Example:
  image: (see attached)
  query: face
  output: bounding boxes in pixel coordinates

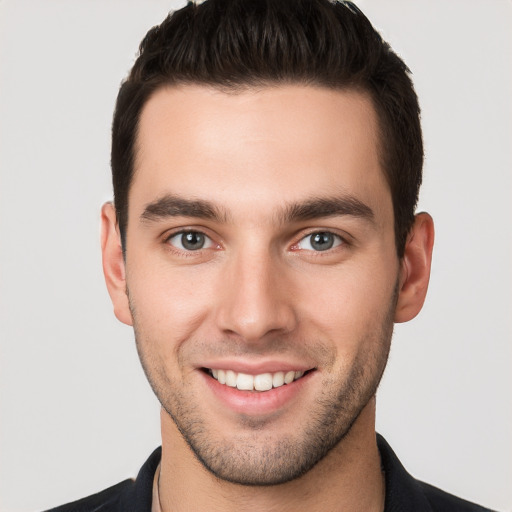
[115,85,401,485]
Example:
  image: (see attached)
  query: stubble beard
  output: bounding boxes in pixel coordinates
[131,288,396,487]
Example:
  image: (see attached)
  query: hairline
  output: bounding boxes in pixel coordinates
[121,78,396,250]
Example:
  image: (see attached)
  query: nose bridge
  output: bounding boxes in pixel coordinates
[216,241,296,341]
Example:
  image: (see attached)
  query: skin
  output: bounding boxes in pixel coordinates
[101,84,434,512]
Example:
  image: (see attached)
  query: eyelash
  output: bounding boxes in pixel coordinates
[163,229,348,255]
[291,231,348,254]
[164,230,217,254]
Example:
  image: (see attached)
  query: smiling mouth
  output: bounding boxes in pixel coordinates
[204,368,314,392]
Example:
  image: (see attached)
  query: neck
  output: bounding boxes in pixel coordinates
[157,398,385,512]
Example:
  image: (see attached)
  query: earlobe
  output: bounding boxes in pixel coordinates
[101,202,133,326]
[394,212,435,323]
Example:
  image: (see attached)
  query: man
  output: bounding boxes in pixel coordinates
[47,0,493,510]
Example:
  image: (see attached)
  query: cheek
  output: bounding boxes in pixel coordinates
[296,260,397,345]
[126,259,217,346]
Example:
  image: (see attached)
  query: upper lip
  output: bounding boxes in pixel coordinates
[198,359,316,375]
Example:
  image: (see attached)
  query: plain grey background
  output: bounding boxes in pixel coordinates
[0,1,511,511]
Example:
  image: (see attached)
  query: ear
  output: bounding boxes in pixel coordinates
[101,202,133,326]
[394,212,435,323]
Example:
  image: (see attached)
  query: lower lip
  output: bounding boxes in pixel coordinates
[200,370,315,416]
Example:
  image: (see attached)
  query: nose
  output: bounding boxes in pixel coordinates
[214,247,297,343]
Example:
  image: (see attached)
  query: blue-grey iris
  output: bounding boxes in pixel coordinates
[182,232,205,250]
[311,232,335,251]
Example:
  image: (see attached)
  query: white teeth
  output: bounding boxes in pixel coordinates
[254,373,273,391]
[225,370,237,387]
[272,371,285,387]
[284,371,295,384]
[236,373,254,390]
[210,368,307,391]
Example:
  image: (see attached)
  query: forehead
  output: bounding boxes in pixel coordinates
[131,84,389,219]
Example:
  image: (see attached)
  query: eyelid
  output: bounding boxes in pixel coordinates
[163,228,219,252]
[290,229,349,252]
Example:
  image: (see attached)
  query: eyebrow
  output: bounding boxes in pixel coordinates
[140,195,228,223]
[140,194,374,225]
[280,196,374,224]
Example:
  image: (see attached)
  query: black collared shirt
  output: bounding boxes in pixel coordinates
[46,435,496,511]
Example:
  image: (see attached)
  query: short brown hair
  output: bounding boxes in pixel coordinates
[111,0,423,257]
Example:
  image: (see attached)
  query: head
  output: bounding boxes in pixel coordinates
[111,0,423,259]
[102,0,433,488]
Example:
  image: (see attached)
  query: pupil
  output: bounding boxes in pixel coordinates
[182,232,204,250]
[311,232,333,251]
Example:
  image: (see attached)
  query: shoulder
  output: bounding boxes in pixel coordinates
[377,434,496,512]
[44,479,134,512]
[417,480,497,512]
[43,447,161,512]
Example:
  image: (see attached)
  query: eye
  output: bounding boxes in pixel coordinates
[296,231,343,252]
[166,231,214,251]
